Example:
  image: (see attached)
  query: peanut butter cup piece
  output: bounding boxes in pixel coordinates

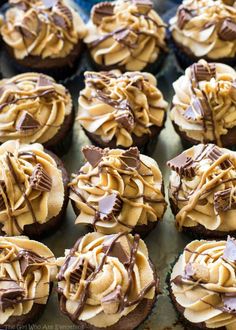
[214,188,236,213]
[98,193,122,221]
[43,0,58,8]
[222,295,236,314]
[223,236,236,262]
[82,146,107,167]
[69,259,95,284]
[0,280,25,311]
[121,147,140,169]
[167,153,195,178]
[133,0,153,14]
[102,235,130,264]
[16,111,40,131]
[17,250,46,276]
[177,8,193,29]
[191,62,216,82]
[30,164,52,192]
[116,113,135,130]
[114,29,138,48]
[218,19,236,41]
[185,262,209,282]
[91,2,114,26]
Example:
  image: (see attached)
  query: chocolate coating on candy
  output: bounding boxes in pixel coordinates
[102,240,130,264]
[121,147,140,169]
[91,2,114,25]
[0,280,25,312]
[167,153,195,178]
[214,188,236,213]
[82,146,107,167]
[14,249,47,276]
[223,236,236,262]
[219,18,236,41]
[30,164,52,192]
[132,0,153,14]
[206,145,232,169]
[16,111,40,131]
[191,62,216,82]
[98,193,123,221]
[177,8,194,29]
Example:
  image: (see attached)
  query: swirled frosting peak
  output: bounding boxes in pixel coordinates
[171,237,236,329]
[69,146,166,234]
[0,236,56,325]
[168,143,236,232]
[57,232,157,327]
[78,70,168,147]
[0,73,72,144]
[170,0,236,59]
[0,140,65,236]
[171,60,236,146]
[1,0,86,60]
[84,0,167,71]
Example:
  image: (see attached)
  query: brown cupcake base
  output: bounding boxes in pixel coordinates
[1,283,53,330]
[168,280,225,330]
[58,260,159,330]
[172,120,236,150]
[169,197,236,239]
[0,150,69,239]
[4,41,83,80]
[170,35,236,71]
[83,124,164,155]
[44,106,75,156]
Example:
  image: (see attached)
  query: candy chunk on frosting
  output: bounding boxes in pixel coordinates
[57,232,157,327]
[168,143,236,232]
[78,70,168,147]
[171,60,236,146]
[84,0,167,71]
[170,0,236,59]
[0,73,72,144]
[0,236,56,325]
[171,237,236,329]
[1,0,86,60]
[0,140,64,235]
[69,146,166,234]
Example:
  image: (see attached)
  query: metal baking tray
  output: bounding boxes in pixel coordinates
[0,1,192,329]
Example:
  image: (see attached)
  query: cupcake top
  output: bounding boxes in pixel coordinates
[69,146,166,234]
[0,236,56,325]
[0,73,72,144]
[170,0,236,59]
[0,140,65,236]
[84,0,167,71]
[1,0,86,60]
[171,60,236,147]
[57,232,157,328]
[171,236,236,329]
[78,70,168,148]
[168,144,236,232]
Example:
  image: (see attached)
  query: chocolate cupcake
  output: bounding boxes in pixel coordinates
[69,146,167,237]
[1,0,86,79]
[78,71,168,151]
[170,60,236,149]
[168,143,236,238]
[0,140,69,238]
[57,232,159,330]
[0,235,57,329]
[0,72,74,155]
[169,0,236,69]
[84,0,167,73]
[169,236,236,329]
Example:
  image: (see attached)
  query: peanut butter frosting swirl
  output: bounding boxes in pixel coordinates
[69,146,166,234]
[0,140,64,236]
[0,236,56,325]
[78,70,168,147]
[171,60,236,146]
[84,0,167,71]
[0,73,72,144]
[171,237,236,329]
[1,0,86,60]
[168,144,236,232]
[57,232,157,327]
[170,0,236,59]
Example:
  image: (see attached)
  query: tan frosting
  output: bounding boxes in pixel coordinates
[170,0,236,59]
[69,147,166,234]
[0,140,64,236]
[57,232,156,327]
[169,144,236,232]
[0,236,56,325]
[171,239,236,329]
[0,72,72,144]
[84,0,167,71]
[1,0,86,60]
[77,70,168,147]
[171,60,236,146]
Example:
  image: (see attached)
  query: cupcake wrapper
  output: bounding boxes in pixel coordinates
[46,128,73,157]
